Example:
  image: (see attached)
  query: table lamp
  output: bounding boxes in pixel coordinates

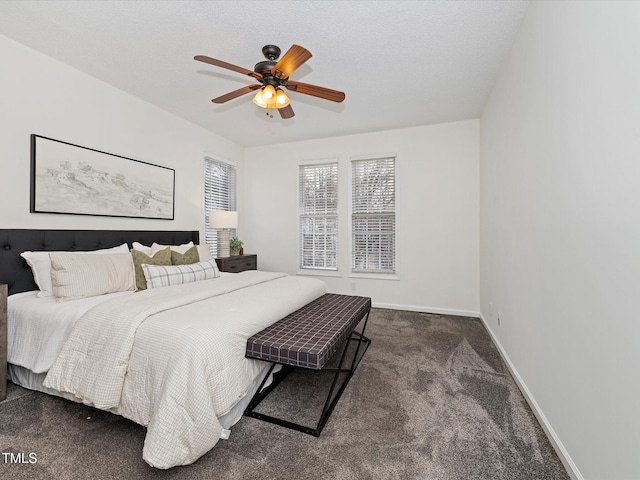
[209,210,238,258]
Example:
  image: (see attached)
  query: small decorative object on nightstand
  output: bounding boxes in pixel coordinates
[1,283,7,401]
[229,236,244,256]
[215,254,257,273]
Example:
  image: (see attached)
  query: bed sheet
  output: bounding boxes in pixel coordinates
[7,362,280,430]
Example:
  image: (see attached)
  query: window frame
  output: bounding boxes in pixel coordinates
[349,154,398,278]
[297,159,340,276]
[204,155,237,257]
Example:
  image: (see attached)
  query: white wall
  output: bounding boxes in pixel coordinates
[243,120,479,315]
[0,34,243,235]
[480,2,640,479]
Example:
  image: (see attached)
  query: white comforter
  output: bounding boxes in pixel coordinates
[43,271,327,468]
[7,290,133,373]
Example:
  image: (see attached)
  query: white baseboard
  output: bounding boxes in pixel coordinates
[478,313,584,480]
[372,302,480,318]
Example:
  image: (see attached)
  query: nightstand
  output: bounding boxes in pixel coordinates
[215,254,257,273]
[1,283,7,401]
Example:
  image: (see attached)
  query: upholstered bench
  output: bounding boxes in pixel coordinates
[244,293,372,436]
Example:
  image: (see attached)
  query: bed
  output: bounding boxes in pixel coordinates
[0,229,327,468]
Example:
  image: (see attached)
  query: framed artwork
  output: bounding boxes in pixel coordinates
[30,135,175,220]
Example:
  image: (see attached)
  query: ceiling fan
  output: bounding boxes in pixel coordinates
[194,44,346,119]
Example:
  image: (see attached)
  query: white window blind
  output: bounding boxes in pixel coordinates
[204,157,236,255]
[352,156,396,274]
[299,163,338,270]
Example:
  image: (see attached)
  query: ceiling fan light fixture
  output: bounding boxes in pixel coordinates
[253,86,290,110]
[275,89,290,108]
[262,85,276,101]
[252,89,268,108]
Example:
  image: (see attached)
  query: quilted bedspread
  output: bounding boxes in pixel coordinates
[44,271,327,468]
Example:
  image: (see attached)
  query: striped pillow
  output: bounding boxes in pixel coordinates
[141,259,220,289]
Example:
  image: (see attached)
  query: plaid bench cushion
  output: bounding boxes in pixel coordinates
[246,293,371,370]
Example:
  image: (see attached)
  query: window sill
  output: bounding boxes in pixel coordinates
[348,273,399,281]
[297,269,341,278]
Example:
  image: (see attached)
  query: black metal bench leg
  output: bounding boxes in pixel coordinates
[313,309,371,435]
[244,309,372,437]
[348,309,371,373]
[246,364,293,412]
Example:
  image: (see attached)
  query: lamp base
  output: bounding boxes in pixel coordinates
[217,230,230,258]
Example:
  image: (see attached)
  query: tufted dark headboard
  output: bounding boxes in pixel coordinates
[0,229,199,296]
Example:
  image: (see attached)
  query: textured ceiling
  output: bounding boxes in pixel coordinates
[0,1,529,147]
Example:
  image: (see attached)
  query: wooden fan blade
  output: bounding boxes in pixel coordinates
[194,55,262,79]
[272,45,312,80]
[278,104,295,119]
[285,81,346,103]
[212,84,261,104]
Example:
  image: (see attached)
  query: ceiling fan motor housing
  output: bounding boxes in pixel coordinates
[255,45,286,86]
[254,60,278,77]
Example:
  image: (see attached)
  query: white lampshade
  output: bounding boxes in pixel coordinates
[209,210,238,229]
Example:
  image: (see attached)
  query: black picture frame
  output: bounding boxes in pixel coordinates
[30,135,175,220]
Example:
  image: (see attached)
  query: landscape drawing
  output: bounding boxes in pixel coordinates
[31,135,174,220]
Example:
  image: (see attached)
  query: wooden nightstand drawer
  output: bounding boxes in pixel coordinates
[215,254,257,273]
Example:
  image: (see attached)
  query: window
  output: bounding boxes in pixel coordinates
[204,157,236,255]
[299,163,338,270]
[351,156,396,274]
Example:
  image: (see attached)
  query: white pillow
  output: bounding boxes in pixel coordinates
[50,252,136,302]
[21,243,129,297]
[196,244,213,261]
[131,242,153,255]
[142,259,220,289]
[149,241,194,255]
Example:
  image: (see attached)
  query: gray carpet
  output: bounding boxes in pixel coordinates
[0,309,569,479]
